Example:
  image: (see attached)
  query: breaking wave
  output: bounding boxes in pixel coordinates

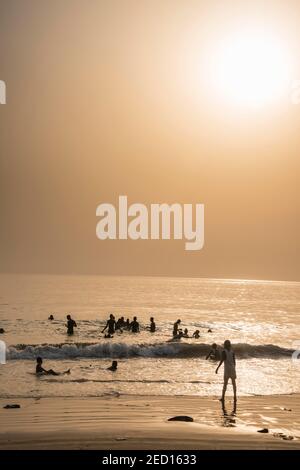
[7,341,295,360]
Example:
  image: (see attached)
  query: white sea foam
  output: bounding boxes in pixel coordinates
[7,341,295,360]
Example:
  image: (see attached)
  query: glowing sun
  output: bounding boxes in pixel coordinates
[212,29,292,108]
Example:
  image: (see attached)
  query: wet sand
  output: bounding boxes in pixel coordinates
[0,395,299,449]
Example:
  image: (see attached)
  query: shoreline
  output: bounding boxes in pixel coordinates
[1,394,300,450]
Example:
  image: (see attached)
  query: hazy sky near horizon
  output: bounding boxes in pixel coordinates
[0,0,299,281]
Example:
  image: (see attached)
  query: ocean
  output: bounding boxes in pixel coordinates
[0,273,299,398]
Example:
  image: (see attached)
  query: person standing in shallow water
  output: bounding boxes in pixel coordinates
[130,316,140,333]
[148,317,156,332]
[215,339,237,404]
[173,319,181,337]
[66,314,77,335]
[102,314,116,336]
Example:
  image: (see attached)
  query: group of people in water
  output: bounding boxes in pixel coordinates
[45,313,237,404]
[172,318,212,340]
[48,313,213,340]
[48,313,155,337]
[101,314,155,337]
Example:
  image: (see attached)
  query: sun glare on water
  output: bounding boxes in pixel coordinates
[211,29,292,108]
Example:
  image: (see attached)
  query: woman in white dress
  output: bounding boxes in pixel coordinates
[215,339,237,403]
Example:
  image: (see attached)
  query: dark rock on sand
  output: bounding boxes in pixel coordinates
[3,404,21,409]
[257,428,269,433]
[0,328,5,334]
[168,416,194,422]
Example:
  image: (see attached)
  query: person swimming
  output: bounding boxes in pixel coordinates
[192,330,200,339]
[148,317,156,333]
[130,316,140,333]
[107,360,118,371]
[35,357,70,376]
[48,314,54,321]
[125,318,130,330]
[102,314,116,335]
[206,343,221,361]
[173,319,181,337]
[215,340,237,404]
[66,314,77,335]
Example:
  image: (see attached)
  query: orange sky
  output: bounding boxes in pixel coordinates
[0,0,299,280]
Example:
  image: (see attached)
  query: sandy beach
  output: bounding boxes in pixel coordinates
[0,394,299,450]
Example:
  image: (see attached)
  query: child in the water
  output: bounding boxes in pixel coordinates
[35,357,70,376]
[182,328,189,338]
[206,343,221,361]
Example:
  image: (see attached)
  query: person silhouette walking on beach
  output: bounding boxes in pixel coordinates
[66,315,77,335]
[102,314,116,335]
[215,340,237,404]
